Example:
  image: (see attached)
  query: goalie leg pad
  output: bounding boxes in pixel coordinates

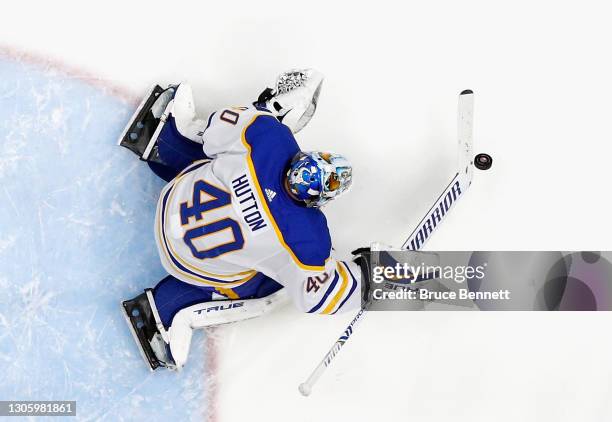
[166,289,289,368]
[149,275,287,369]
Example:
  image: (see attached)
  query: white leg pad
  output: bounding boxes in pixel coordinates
[171,83,207,143]
[167,290,289,368]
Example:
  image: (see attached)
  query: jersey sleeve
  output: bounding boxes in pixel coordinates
[276,255,362,315]
[201,105,272,158]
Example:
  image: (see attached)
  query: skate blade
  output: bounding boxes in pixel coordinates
[141,100,174,161]
[120,301,156,372]
[116,84,163,146]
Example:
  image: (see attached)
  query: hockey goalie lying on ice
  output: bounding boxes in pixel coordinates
[119,69,369,371]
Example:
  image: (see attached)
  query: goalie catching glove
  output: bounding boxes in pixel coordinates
[256,68,324,133]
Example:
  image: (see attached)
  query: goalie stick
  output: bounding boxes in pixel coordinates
[403,89,475,250]
[298,89,491,396]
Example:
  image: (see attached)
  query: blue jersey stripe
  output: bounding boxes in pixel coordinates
[308,270,340,313]
[332,262,359,314]
[204,111,216,131]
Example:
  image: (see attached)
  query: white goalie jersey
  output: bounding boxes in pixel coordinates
[154,104,361,314]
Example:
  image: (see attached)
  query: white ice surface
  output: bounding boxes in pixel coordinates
[2,1,612,421]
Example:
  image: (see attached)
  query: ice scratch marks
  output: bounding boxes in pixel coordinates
[0,79,20,101]
[25,79,72,155]
[63,361,73,398]
[0,235,17,254]
[2,187,19,217]
[0,309,10,348]
[38,205,46,249]
[20,276,56,339]
[0,127,29,179]
[0,273,60,393]
[0,55,205,420]
[49,104,71,156]
[51,106,64,128]
[80,372,155,422]
[110,199,128,218]
[81,97,92,132]
[59,212,107,244]
[64,214,97,228]
[114,160,140,185]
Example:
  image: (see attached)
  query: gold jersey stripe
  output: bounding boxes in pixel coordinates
[322,262,349,314]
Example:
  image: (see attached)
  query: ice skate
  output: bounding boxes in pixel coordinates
[117,85,176,164]
[121,289,176,371]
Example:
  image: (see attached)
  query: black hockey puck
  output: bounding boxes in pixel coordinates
[474,153,493,170]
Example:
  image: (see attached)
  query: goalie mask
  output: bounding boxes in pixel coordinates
[286,151,352,208]
[258,69,324,133]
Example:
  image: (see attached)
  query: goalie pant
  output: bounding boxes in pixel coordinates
[142,84,362,368]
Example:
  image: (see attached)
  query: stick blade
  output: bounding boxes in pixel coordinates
[458,89,474,183]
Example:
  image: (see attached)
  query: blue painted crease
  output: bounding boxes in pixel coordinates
[0,58,209,421]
